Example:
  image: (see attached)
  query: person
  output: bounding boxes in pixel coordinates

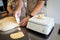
[20,0,47,27]
[7,0,23,17]
[7,0,47,27]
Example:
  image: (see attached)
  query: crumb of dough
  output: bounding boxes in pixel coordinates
[17,27,21,31]
[37,14,45,19]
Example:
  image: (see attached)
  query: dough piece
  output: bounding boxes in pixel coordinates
[10,32,24,39]
[0,17,20,31]
[37,14,45,19]
[0,16,17,23]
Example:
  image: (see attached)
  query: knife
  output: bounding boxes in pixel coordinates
[15,13,20,24]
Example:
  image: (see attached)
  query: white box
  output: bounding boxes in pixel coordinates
[27,15,54,35]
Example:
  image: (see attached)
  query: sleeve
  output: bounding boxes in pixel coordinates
[7,0,12,5]
[39,0,48,6]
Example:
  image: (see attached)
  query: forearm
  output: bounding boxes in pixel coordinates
[7,6,13,14]
[31,1,45,16]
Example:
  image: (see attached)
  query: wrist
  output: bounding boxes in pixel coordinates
[29,14,33,18]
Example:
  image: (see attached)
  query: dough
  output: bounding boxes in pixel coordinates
[0,16,20,31]
[10,32,24,39]
[37,14,45,19]
[0,16,17,23]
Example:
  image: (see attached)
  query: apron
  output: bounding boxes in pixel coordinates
[20,0,27,21]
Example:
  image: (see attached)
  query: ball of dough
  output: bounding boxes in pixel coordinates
[37,14,45,19]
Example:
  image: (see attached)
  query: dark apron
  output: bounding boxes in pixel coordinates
[20,0,27,21]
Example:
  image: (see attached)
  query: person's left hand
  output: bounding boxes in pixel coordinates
[20,16,30,27]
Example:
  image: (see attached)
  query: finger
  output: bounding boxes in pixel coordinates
[20,21,26,26]
[20,21,25,25]
[20,21,24,24]
[20,23,25,26]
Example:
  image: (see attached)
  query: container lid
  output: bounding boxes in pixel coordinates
[29,15,54,26]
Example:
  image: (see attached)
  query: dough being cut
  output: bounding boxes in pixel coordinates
[0,16,20,31]
[10,32,24,39]
[0,16,17,23]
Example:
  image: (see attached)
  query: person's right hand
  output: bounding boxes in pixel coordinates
[20,16,30,27]
[13,10,21,17]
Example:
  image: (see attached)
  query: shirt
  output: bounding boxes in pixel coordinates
[27,0,47,15]
[7,0,26,21]
[7,0,19,10]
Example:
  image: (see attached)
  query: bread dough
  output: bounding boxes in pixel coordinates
[0,16,20,31]
[37,14,45,19]
[0,16,17,23]
[10,32,24,39]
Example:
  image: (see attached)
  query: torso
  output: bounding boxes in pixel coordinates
[27,0,46,15]
[27,0,39,12]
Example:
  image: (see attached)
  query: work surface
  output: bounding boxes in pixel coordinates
[27,24,60,40]
[0,27,29,40]
[0,24,60,40]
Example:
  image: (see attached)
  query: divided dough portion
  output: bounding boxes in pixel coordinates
[0,17,20,31]
[10,32,24,39]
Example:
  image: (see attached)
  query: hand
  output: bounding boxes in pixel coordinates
[13,10,21,17]
[20,16,30,27]
[8,10,14,15]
